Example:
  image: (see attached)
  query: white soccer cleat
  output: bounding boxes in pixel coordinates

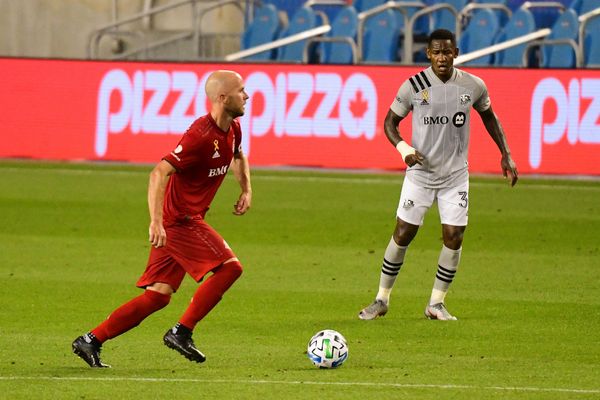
[425,302,457,321]
[358,299,388,320]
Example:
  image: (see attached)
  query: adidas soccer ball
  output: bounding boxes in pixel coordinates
[307,329,348,368]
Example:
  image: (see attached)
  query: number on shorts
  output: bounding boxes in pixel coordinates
[458,191,468,208]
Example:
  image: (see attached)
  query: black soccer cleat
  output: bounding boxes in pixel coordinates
[163,329,206,363]
[72,336,111,368]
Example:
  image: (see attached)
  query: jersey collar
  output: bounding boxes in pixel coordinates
[207,112,232,135]
[427,66,458,85]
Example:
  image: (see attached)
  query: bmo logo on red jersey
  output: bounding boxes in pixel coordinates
[530,77,600,169]
[208,165,229,177]
[95,69,377,158]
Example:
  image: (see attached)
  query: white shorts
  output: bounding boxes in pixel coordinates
[396,176,469,226]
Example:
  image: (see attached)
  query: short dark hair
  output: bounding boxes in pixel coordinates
[428,29,456,47]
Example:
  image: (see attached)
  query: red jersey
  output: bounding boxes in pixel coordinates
[162,113,242,224]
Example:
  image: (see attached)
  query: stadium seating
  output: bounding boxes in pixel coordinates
[320,6,359,64]
[262,0,597,66]
[263,0,304,19]
[472,0,511,25]
[353,0,387,12]
[276,6,318,62]
[394,2,433,63]
[240,3,281,60]
[459,8,501,65]
[493,6,536,66]
[540,9,579,68]
[394,4,431,40]
[362,9,399,62]
[581,11,600,67]
[569,0,600,14]
[524,2,564,29]
[428,0,468,31]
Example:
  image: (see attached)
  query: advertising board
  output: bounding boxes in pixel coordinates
[0,58,598,174]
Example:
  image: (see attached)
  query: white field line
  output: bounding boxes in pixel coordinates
[1,166,599,191]
[0,376,598,394]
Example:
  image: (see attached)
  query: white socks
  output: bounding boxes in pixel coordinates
[429,245,461,305]
[375,237,407,304]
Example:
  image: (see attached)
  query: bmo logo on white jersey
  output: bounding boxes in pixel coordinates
[95,69,377,157]
[423,115,449,125]
[530,77,600,169]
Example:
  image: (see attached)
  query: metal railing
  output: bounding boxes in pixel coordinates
[578,7,600,67]
[226,25,332,61]
[88,0,250,60]
[303,0,347,7]
[224,4,335,62]
[454,28,551,66]
[522,36,580,67]
[303,35,359,64]
[355,1,423,63]
[458,2,512,22]
[521,1,565,13]
[402,2,461,64]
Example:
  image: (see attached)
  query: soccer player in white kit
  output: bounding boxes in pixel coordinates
[359,29,518,321]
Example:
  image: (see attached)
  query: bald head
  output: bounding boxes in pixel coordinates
[205,70,243,103]
[204,70,248,121]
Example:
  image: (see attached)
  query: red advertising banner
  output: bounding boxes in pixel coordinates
[0,58,598,175]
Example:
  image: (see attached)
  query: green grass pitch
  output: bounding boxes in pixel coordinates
[0,160,599,399]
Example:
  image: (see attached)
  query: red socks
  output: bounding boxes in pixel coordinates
[92,290,171,343]
[90,261,242,342]
[179,261,243,330]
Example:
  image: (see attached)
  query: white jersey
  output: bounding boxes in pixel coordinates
[390,67,490,188]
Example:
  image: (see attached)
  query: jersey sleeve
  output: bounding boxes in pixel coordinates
[232,120,243,155]
[472,75,491,112]
[163,124,205,171]
[389,80,413,117]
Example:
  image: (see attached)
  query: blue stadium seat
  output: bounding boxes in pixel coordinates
[459,8,501,65]
[506,0,527,11]
[353,0,386,12]
[507,0,571,11]
[428,0,468,31]
[276,6,318,62]
[262,0,304,19]
[394,5,431,39]
[569,0,600,14]
[241,3,281,60]
[362,9,399,62]
[392,3,431,62]
[532,9,562,29]
[494,7,536,66]
[321,6,359,64]
[541,9,579,67]
[473,0,510,25]
[582,13,600,67]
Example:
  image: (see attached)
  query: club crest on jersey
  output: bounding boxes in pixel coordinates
[460,94,471,105]
[420,90,430,105]
[212,140,220,159]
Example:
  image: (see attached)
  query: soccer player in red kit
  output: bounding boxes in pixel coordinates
[72,70,252,367]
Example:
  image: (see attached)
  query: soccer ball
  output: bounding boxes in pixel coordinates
[307,329,348,368]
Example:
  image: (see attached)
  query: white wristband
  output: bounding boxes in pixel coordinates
[396,141,416,161]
